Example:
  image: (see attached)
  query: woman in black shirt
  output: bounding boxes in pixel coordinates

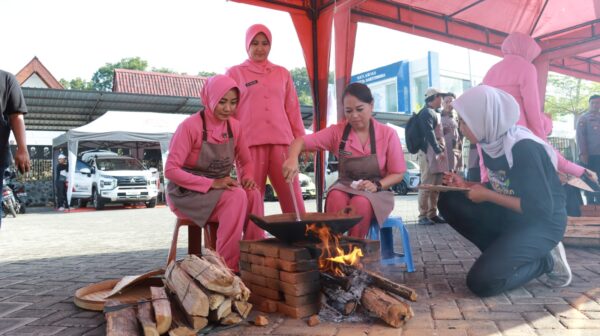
[439,85,570,297]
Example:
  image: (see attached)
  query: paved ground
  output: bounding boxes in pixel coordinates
[0,195,599,335]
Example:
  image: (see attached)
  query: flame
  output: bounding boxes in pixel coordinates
[306,223,363,276]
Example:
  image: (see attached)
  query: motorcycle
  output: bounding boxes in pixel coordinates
[2,170,25,218]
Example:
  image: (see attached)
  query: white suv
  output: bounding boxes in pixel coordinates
[71,150,159,209]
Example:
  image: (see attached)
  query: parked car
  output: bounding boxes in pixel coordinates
[70,150,159,209]
[304,159,420,196]
[391,160,420,195]
[264,173,316,201]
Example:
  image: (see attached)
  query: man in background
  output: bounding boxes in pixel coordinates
[1,70,29,227]
[417,88,448,225]
[576,94,600,204]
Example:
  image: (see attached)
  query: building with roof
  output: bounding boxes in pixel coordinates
[112,69,206,97]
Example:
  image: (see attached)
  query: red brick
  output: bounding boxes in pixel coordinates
[279,270,320,284]
[276,301,320,318]
[247,254,266,266]
[246,283,281,301]
[284,293,321,306]
[278,259,318,272]
[278,246,312,262]
[248,293,278,313]
[239,240,252,253]
[249,239,281,257]
[250,264,279,279]
[239,252,250,262]
[239,261,252,272]
[280,280,321,296]
[240,270,267,287]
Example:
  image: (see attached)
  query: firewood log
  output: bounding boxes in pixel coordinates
[180,255,234,289]
[209,298,232,322]
[165,261,209,317]
[233,300,252,319]
[150,286,171,334]
[137,301,158,336]
[168,295,206,336]
[220,312,242,325]
[208,293,225,310]
[361,286,413,328]
[362,269,418,302]
[105,300,140,336]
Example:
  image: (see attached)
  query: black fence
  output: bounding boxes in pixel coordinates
[548,137,577,162]
[9,145,53,181]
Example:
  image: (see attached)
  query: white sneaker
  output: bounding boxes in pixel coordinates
[540,242,572,288]
[58,207,65,211]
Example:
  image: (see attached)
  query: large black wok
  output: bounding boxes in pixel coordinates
[249,207,363,243]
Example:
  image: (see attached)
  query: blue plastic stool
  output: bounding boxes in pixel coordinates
[367,216,415,272]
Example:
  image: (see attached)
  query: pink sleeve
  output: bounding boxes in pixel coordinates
[303,125,340,155]
[383,129,406,174]
[164,120,213,193]
[284,70,306,139]
[520,64,546,139]
[556,149,585,176]
[234,125,254,181]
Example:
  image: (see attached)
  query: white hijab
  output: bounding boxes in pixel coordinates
[452,85,557,169]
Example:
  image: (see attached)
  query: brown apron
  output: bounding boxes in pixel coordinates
[328,122,394,226]
[167,111,234,228]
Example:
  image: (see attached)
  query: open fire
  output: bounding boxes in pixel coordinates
[305,223,364,276]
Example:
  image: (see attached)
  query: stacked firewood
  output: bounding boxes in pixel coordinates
[105,249,252,336]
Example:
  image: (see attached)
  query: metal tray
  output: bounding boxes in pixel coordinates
[249,208,362,243]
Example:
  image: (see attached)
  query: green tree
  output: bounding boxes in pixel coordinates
[91,57,148,91]
[151,67,178,74]
[198,71,217,77]
[59,77,94,90]
[545,73,600,118]
[290,67,335,106]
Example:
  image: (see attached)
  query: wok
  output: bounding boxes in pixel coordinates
[249,207,363,243]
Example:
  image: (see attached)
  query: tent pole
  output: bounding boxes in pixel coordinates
[311,0,324,213]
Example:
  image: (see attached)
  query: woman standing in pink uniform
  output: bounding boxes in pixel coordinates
[226,24,306,214]
[482,32,594,182]
[282,83,406,238]
[165,75,264,272]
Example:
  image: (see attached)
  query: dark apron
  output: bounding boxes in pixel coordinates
[328,122,394,225]
[167,111,234,228]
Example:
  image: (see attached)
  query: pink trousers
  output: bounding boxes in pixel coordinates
[325,189,373,238]
[170,187,264,272]
[245,144,305,214]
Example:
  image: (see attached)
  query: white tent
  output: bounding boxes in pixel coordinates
[52,111,188,202]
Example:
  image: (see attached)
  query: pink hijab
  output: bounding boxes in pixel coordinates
[200,75,240,142]
[243,24,274,73]
[501,32,541,62]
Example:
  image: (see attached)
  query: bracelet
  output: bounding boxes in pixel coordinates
[374,180,383,192]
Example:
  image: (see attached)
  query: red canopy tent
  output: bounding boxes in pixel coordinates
[231,0,600,210]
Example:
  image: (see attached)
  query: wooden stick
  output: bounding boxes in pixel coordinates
[150,287,171,334]
[209,298,232,322]
[166,287,208,331]
[137,301,158,336]
[359,267,418,302]
[361,286,413,328]
[165,261,209,317]
[105,300,140,336]
[233,300,252,319]
[208,293,225,311]
[220,312,242,325]
[168,298,199,336]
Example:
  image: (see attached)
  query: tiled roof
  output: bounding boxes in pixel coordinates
[15,57,64,89]
[112,69,207,97]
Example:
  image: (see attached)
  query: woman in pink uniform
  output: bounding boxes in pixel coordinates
[282,83,406,238]
[165,75,264,272]
[481,32,595,182]
[226,24,306,214]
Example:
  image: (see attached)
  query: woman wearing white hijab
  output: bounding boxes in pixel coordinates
[440,85,571,297]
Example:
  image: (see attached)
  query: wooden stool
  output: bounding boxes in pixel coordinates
[166,218,218,266]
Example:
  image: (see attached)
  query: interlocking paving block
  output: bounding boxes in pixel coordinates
[0,302,31,317]
[0,317,37,334]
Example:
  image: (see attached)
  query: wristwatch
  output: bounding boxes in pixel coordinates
[374,180,383,192]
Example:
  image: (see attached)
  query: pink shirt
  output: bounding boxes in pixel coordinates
[226,63,305,147]
[303,119,407,177]
[164,112,254,193]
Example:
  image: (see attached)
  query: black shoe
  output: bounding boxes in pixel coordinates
[418,217,435,225]
[430,215,446,224]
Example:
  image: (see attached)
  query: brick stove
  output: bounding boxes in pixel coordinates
[239,237,381,318]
